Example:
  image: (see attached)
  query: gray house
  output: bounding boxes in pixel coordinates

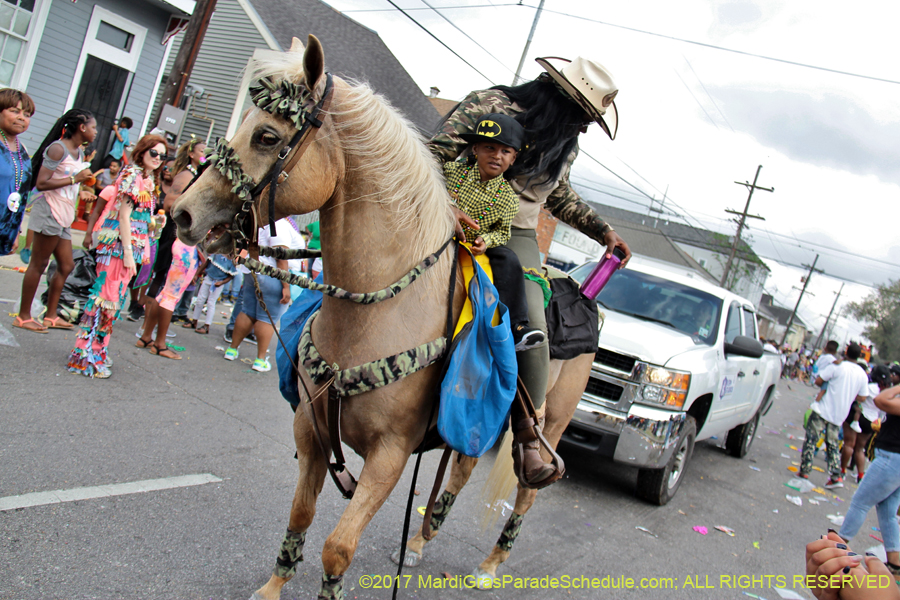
[15,0,194,160]
[150,0,441,146]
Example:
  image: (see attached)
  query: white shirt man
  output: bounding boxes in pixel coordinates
[812,361,869,426]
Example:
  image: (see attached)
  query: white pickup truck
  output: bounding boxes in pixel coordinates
[561,258,782,505]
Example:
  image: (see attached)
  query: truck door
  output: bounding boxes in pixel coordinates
[711,301,754,426]
[741,306,765,411]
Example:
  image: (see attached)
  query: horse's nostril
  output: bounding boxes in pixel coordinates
[172,206,193,232]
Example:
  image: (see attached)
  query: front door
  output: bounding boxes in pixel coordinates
[73,55,129,166]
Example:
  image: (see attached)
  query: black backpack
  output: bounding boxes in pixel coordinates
[545,276,599,360]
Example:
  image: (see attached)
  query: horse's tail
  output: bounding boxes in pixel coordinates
[478,428,518,533]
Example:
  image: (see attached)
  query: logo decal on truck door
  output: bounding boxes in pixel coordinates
[720,377,735,398]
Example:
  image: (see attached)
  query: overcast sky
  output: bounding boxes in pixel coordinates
[324,0,900,349]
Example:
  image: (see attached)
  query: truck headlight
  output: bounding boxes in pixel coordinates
[638,365,691,409]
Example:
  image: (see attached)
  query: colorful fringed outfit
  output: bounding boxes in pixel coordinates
[67,166,157,378]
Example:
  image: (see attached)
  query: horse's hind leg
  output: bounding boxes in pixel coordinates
[252,417,327,600]
[392,452,478,567]
[317,443,414,599]
[473,353,594,589]
[473,485,538,588]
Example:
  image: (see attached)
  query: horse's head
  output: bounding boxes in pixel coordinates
[173,35,342,253]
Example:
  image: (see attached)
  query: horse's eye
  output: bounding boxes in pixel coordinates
[259,132,280,146]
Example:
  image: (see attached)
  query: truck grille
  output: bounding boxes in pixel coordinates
[594,348,636,373]
[584,378,624,402]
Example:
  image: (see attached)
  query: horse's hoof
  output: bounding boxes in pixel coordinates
[249,593,265,600]
[472,567,496,590]
[390,548,422,567]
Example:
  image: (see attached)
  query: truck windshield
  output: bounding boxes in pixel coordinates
[570,263,723,346]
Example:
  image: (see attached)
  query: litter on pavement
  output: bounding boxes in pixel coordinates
[785,495,802,506]
[693,526,708,535]
[635,526,658,538]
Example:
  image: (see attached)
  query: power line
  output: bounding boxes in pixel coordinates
[682,55,735,132]
[674,69,719,129]
[531,6,900,86]
[418,0,517,77]
[383,0,495,84]
[342,3,521,11]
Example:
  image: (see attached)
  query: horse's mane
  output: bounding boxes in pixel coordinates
[251,51,455,262]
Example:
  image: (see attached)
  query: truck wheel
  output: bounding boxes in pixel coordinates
[636,416,696,505]
[726,409,760,458]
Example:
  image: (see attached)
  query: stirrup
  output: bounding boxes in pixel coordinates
[511,378,564,490]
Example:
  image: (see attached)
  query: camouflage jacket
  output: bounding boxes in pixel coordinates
[428,89,612,244]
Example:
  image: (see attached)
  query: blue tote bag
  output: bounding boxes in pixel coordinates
[438,254,517,457]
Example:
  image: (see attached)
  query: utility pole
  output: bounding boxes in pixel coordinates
[154,0,217,121]
[814,283,844,349]
[779,255,823,348]
[720,165,774,287]
[512,0,544,85]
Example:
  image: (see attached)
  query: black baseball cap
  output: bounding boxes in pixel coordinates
[460,113,526,152]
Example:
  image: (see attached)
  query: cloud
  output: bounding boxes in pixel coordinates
[707,87,900,184]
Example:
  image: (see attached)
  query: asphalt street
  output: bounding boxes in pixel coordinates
[0,259,889,600]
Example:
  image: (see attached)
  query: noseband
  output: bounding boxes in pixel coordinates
[208,72,334,249]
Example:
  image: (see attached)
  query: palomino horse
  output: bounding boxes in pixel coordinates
[173,35,594,600]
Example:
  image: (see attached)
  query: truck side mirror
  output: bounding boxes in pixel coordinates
[724,335,764,358]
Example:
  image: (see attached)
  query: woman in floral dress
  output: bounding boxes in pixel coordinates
[67,134,167,378]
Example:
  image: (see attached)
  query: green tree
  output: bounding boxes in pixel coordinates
[847,280,900,362]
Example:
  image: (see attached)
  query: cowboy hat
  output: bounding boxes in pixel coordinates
[535,56,619,140]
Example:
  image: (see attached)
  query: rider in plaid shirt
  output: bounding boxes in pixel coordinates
[442,113,544,352]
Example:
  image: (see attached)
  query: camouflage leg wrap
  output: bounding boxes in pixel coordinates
[318,573,344,600]
[273,529,306,579]
[496,512,524,552]
[429,491,458,533]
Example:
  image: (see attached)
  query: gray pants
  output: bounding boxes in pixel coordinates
[506,228,549,409]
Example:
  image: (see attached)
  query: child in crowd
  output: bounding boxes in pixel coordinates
[106,117,132,168]
[443,113,543,351]
[92,158,120,193]
[184,254,235,334]
[14,109,96,332]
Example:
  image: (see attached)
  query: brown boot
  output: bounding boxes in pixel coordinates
[512,416,558,488]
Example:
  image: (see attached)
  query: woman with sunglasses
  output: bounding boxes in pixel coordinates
[137,137,205,360]
[67,134,167,378]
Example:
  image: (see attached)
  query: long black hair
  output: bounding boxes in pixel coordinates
[30,108,94,189]
[491,75,585,187]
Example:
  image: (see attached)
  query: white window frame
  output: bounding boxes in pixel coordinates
[63,5,148,110]
[9,0,51,91]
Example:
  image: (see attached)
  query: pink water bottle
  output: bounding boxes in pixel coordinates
[580,247,626,299]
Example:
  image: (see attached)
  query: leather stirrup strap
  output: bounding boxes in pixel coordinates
[307,375,358,500]
[421,447,453,541]
[512,376,566,490]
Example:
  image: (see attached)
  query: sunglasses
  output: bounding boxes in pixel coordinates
[148,149,165,159]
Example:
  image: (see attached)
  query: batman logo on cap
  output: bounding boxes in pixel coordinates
[476,120,501,137]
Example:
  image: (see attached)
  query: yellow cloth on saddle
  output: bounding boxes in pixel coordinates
[454,244,500,339]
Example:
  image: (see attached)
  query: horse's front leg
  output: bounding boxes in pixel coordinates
[252,413,327,600]
[392,452,478,567]
[318,442,412,600]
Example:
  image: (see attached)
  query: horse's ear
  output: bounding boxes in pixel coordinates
[289,37,305,53]
[303,34,325,93]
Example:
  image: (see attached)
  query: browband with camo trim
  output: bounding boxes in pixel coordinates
[249,77,315,129]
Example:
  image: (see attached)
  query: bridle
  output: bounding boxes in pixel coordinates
[207,72,334,249]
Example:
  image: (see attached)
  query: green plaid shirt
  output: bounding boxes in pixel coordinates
[444,161,518,248]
